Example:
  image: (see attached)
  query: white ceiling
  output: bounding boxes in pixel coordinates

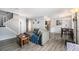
[0,8,72,17]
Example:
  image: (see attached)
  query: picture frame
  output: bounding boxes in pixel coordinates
[56,20,62,26]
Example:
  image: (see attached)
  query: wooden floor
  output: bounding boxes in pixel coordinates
[0,33,65,51]
[0,27,16,41]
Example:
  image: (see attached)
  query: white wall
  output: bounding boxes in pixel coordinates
[4,13,19,34]
[50,16,72,33]
[4,13,27,34]
[50,19,61,33]
[62,16,72,28]
[19,16,26,33]
[28,19,32,32]
[32,16,52,31]
[32,16,45,30]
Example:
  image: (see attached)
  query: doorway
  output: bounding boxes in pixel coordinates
[26,18,32,32]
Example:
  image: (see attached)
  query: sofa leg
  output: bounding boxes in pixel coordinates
[40,44,43,46]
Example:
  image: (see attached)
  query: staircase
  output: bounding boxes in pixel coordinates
[0,11,13,27]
